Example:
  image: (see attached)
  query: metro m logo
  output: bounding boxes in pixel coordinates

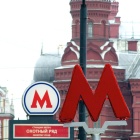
[31,90,52,108]
[22,81,60,115]
[59,64,130,122]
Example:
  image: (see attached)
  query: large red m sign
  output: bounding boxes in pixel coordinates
[59,64,130,122]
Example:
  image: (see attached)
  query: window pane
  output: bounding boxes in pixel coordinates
[88,22,93,37]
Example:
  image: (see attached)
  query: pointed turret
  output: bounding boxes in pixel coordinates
[60,0,119,66]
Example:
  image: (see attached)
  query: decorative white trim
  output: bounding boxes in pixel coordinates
[101,47,111,59]
[133,133,140,134]
[100,41,109,50]
[71,41,80,51]
[70,47,79,59]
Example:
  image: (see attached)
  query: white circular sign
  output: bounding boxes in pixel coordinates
[22,81,60,115]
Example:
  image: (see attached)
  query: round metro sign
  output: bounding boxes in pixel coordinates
[22,81,60,115]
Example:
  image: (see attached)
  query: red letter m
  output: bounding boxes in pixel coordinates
[59,64,130,122]
[31,90,52,108]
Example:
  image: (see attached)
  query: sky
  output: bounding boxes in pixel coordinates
[0,0,139,120]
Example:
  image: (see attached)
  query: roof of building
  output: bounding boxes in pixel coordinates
[33,53,61,83]
[33,42,140,82]
[118,51,140,79]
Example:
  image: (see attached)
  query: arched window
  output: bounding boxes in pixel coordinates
[88,21,93,38]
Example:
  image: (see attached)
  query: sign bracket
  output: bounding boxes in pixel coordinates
[64,121,127,140]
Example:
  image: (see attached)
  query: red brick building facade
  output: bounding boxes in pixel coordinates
[52,0,140,139]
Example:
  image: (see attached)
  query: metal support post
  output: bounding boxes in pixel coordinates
[92,134,101,140]
[79,0,87,139]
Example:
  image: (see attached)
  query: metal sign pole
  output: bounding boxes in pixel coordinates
[92,134,101,140]
[79,0,87,139]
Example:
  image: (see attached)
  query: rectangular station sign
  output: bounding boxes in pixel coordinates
[13,124,70,139]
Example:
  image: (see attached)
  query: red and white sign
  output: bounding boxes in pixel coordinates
[22,81,60,115]
[13,124,70,139]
